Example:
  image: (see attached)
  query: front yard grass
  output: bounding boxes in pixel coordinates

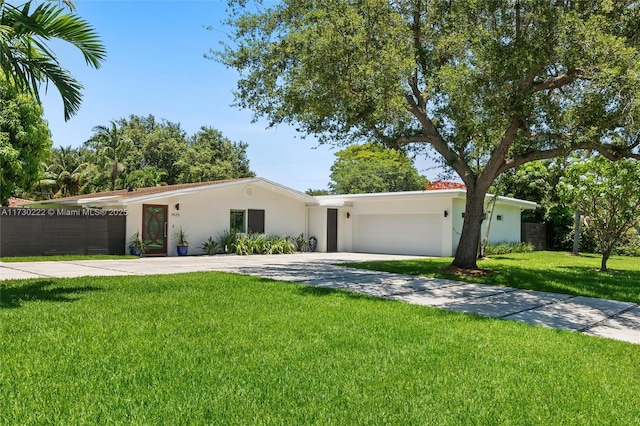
[1,272,639,424]
[346,251,640,304]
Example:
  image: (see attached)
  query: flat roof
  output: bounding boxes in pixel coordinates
[316,189,538,209]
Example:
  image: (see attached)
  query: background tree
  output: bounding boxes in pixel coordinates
[328,143,425,194]
[306,188,331,196]
[0,0,106,120]
[45,145,88,197]
[501,162,552,222]
[0,77,51,205]
[558,155,640,271]
[124,166,167,189]
[36,115,257,195]
[85,121,131,190]
[179,126,254,182]
[218,0,640,269]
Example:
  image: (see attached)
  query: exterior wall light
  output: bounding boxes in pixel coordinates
[444,210,448,218]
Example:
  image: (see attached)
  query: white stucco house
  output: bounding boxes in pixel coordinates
[32,177,537,257]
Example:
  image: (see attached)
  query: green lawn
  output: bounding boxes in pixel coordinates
[1,254,138,262]
[346,251,640,304]
[1,272,639,424]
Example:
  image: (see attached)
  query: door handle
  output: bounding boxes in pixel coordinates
[164,222,168,238]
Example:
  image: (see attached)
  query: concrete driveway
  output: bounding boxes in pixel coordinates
[1,253,638,344]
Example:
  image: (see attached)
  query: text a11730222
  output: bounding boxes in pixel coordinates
[0,208,128,217]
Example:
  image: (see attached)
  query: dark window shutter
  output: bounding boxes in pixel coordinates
[248,209,265,234]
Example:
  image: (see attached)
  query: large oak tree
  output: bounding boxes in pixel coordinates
[217,0,640,268]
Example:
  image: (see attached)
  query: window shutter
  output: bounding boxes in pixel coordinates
[248,209,265,234]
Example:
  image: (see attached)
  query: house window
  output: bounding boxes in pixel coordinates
[230,209,265,234]
[230,210,245,233]
[248,209,265,234]
[496,215,503,221]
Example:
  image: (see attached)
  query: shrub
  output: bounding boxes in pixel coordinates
[295,233,309,252]
[267,235,296,254]
[222,232,297,256]
[200,236,219,255]
[485,242,534,255]
[218,230,238,254]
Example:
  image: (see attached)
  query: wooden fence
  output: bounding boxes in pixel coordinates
[521,222,547,251]
[0,208,126,257]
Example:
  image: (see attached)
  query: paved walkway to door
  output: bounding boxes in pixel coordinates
[1,253,638,344]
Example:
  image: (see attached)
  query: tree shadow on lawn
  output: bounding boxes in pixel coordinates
[294,285,380,300]
[481,264,639,303]
[344,260,640,304]
[0,280,102,309]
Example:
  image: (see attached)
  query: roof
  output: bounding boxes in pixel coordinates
[0,197,34,208]
[427,180,466,190]
[316,189,538,209]
[23,179,537,210]
[26,177,318,207]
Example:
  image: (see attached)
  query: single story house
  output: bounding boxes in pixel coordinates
[27,177,537,257]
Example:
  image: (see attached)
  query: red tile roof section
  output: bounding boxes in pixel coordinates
[427,180,466,190]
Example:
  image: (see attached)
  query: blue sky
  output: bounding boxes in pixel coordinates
[41,0,437,192]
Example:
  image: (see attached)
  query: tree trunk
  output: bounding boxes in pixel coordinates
[479,195,495,259]
[452,190,486,269]
[601,248,611,272]
[572,210,581,255]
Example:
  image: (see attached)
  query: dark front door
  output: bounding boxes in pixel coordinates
[143,204,168,255]
[327,208,338,252]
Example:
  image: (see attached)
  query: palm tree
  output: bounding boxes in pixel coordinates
[0,0,106,120]
[44,145,88,197]
[86,121,131,190]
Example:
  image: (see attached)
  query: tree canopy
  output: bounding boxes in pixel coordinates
[217,0,640,269]
[29,115,255,198]
[0,76,51,205]
[329,143,425,194]
[0,0,106,120]
[558,155,640,271]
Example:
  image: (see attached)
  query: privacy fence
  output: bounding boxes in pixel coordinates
[521,222,547,251]
[0,208,126,257]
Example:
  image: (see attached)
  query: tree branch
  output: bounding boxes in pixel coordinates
[497,142,640,175]
[408,76,426,111]
[483,119,523,178]
[533,68,586,91]
[401,90,475,183]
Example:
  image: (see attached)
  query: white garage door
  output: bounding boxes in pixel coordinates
[354,214,443,256]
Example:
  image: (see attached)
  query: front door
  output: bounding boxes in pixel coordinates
[327,208,338,252]
[142,204,168,255]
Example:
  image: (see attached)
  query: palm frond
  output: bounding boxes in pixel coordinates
[0,0,106,120]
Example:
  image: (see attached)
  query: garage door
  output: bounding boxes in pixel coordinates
[354,214,443,256]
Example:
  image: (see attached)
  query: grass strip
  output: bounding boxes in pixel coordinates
[346,251,640,304]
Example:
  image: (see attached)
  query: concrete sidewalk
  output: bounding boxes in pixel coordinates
[1,253,638,344]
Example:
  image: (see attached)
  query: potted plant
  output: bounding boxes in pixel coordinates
[128,231,147,257]
[174,227,189,256]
